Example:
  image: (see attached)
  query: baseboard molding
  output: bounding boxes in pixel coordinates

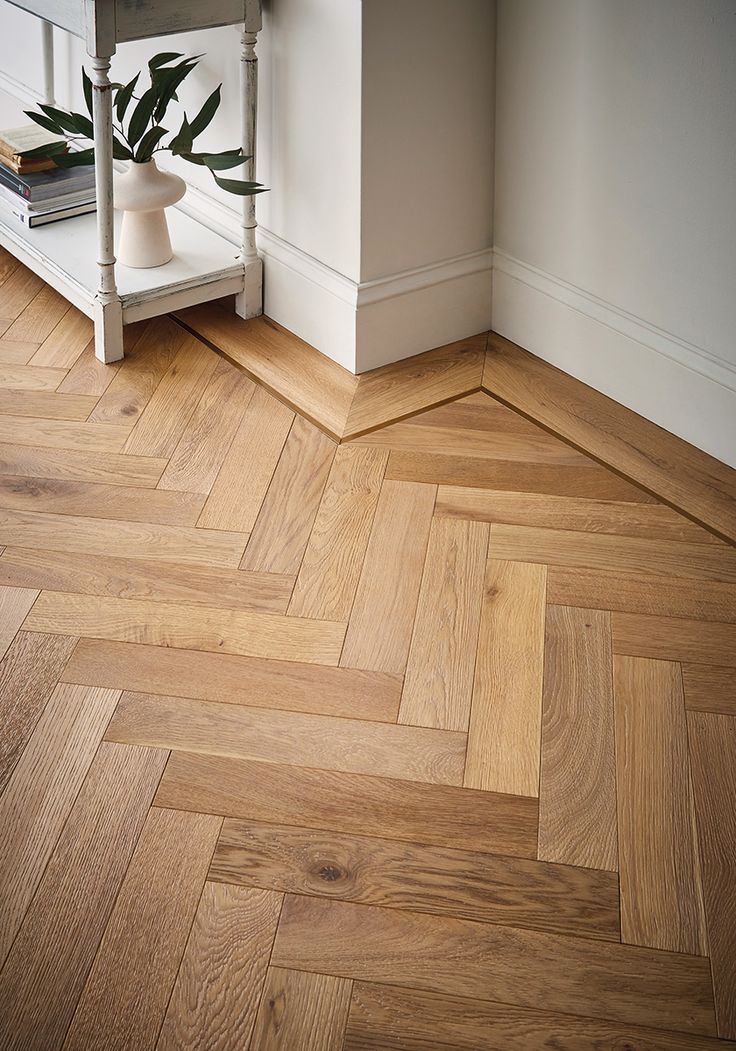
[492,249,736,469]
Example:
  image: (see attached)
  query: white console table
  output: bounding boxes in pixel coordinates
[1,0,263,362]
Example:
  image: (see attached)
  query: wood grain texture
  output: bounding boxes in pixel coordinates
[484,332,736,544]
[156,752,539,858]
[0,583,38,659]
[62,639,401,721]
[241,415,335,574]
[0,441,166,486]
[0,362,67,391]
[612,612,736,666]
[106,691,466,785]
[490,523,736,583]
[0,547,291,613]
[0,743,167,1051]
[272,896,716,1034]
[250,967,352,1051]
[682,664,736,715]
[464,559,546,796]
[30,304,92,368]
[688,711,736,1039]
[613,656,707,954]
[399,516,488,730]
[0,630,77,793]
[538,606,617,870]
[157,358,255,494]
[0,415,130,453]
[63,807,221,1051]
[345,983,735,1051]
[0,683,120,967]
[340,479,435,674]
[0,339,39,364]
[157,883,282,1051]
[3,283,67,342]
[197,384,294,532]
[0,389,98,420]
[0,264,44,321]
[210,819,620,940]
[288,444,388,621]
[56,339,120,396]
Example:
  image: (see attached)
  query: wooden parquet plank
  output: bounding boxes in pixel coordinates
[682,665,736,716]
[241,415,336,574]
[0,509,247,567]
[210,819,620,940]
[62,639,401,721]
[0,630,77,793]
[547,565,736,623]
[436,486,718,543]
[29,305,93,368]
[26,593,345,664]
[464,559,546,796]
[538,606,617,870]
[106,691,466,785]
[0,264,44,320]
[0,339,38,364]
[386,450,656,502]
[288,445,388,621]
[0,246,20,285]
[0,683,120,967]
[352,423,588,465]
[271,896,716,1035]
[390,390,554,436]
[0,547,291,613]
[340,479,435,674]
[157,883,282,1051]
[56,339,120,396]
[613,656,707,954]
[688,711,736,1040]
[0,414,130,452]
[123,334,219,457]
[198,384,294,532]
[0,362,67,391]
[156,752,539,858]
[0,390,98,420]
[612,612,736,666]
[157,359,255,495]
[399,516,488,730]
[249,967,352,1051]
[0,476,205,524]
[0,583,37,659]
[345,983,735,1051]
[0,441,166,487]
[0,742,167,1051]
[490,523,736,583]
[3,284,67,343]
[62,807,221,1051]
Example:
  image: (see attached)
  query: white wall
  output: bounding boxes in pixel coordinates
[493,0,736,466]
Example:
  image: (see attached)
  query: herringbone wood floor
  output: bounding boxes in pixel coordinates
[0,256,735,1051]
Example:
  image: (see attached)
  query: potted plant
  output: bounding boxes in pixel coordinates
[25,53,266,268]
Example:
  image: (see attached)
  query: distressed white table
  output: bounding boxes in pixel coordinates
[1,0,263,361]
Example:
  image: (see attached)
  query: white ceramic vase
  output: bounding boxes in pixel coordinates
[113,159,186,269]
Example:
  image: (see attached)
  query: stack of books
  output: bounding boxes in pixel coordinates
[0,125,96,229]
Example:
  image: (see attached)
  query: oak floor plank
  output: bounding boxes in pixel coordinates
[352,422,588,465]
[62,639,401,722]
[340,479,435,674]
[0,509,248,568]
[0,339,38,364]
[538,606,618,870]
[62,807,221,1051]
[250,967,352,1051]
[123,334,219,457]
[156,752,538,858]
[272,896,716,1035]
[288,444,388,621]
[0,264,44,321]
[0,742,168,1051]
[25,592,346,665]
[105,691,466,785]
[0,683,120,967]
[0,414,130,453]
[399,516,488,730]
[464,559,546,796]
[682,664,736,716]
[157,883,282,1051]
[490,523,736,584]
[688,711,736,1039]
[198,384,295,532]
[0,583,38,660]
[29,304,93,368]
[612,612,736,666]
[345,983,735,1051]
[0,362,67,391]
[158,358,255,495]
[0,630,77,794]
[241,415,336,574]
[383,389,556,436]
[0,441,166,487]
[0,475,205,524]
[613,656,707,955]
[0,389,98,420]
[56,339,120,396]
[2,283,67,343]
[547,565,736,623]
[0,547,291,613]
[210,819,620,940]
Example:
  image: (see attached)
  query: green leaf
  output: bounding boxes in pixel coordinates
[169,115,194,156]
[149,51,185,71]
[40,104,93,138]
[82,68,93,117]
[182,150,247,171]
[212,172,268,196]
[115,73,139,123]
[135,125,168,162]
[188,84,221,140]
[25,109,65,135]
[51,148,95,168]
[152,58,200,122]
[112,136,133,161]
[127,86,159,146]
[19,140,68,159]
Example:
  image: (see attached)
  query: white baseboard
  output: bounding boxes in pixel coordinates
[492,249,736,468]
